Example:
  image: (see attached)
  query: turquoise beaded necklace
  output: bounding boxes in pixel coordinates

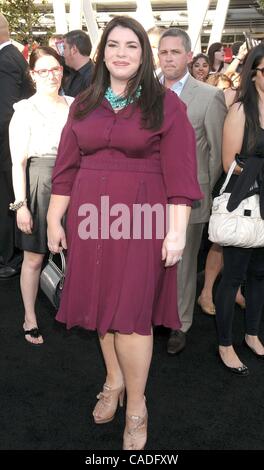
[104,86,141,109]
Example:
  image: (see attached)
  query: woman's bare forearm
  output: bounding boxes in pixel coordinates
[47,194,70,224]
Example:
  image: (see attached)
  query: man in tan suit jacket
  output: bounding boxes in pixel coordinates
[158,28,227,354]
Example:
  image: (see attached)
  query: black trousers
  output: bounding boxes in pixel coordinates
[0,170,22,268]
[215,245,264,346]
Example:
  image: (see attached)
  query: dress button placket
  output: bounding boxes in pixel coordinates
[92,174,107,311]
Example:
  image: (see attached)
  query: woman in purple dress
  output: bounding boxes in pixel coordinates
[47,17,202,450]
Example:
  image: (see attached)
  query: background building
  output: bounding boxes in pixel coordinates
[4,0,264,50]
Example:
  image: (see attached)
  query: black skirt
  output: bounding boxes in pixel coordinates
[16,157,56,254]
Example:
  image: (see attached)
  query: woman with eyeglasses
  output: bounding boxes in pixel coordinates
[9,46,74,345]
[215,44,264,376]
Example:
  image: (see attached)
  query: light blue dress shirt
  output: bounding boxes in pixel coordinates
[160,70,190,97]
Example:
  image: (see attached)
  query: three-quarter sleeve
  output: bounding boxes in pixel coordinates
[160,90,203,206]
[52,104,81,196]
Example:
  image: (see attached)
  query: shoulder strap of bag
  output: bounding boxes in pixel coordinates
[219,160,237,195]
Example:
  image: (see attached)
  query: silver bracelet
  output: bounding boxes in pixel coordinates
[9,199,27,211]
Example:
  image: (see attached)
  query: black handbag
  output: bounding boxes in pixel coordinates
[40,251,66,309]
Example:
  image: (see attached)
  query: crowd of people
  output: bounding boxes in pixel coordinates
[1,9,264,450]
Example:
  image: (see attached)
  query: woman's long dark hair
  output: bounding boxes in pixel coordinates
[237,44,264,153]
[207,42,224,72]
[74,16,165,130]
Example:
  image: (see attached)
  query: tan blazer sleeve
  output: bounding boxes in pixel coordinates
[204,88,227,190]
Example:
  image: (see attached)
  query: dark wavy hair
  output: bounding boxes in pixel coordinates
[191,53,209,67]
[74,16,165,130]
[237,43,264,152]
[190,53,209,79]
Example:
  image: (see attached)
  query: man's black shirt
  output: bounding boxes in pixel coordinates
[63,60,94,97]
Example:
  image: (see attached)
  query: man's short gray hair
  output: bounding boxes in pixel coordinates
[159,28,192,52]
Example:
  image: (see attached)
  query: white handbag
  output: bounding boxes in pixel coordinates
[208,160,264,248]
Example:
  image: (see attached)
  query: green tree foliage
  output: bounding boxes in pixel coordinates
[0,0,47,41]
[256,0,264,13]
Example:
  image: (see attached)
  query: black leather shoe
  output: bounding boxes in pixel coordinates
[244,339,264,360]
[167,330,186,355]
[218,353,249,376]
[0,266,21,279]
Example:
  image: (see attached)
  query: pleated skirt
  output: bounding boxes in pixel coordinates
[16,157,55,254]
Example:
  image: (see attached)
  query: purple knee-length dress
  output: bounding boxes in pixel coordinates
[51,89,203,335]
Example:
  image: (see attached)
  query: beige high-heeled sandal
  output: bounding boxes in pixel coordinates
[92,383,125,424]
[123,408,148,450]
[197,296,216,315]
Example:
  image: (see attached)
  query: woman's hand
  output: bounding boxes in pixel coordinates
[162,232,185,267]
[237,41,248,62]
[48,223,67,253]
[16,206,33,234]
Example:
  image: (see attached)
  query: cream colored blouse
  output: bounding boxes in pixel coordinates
[9,95,74,160]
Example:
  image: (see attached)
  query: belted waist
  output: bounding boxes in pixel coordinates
[28,156,56,168]
[80,156,162,174]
